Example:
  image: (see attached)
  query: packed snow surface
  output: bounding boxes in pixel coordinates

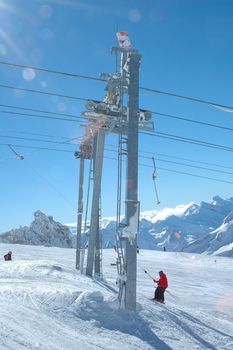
[0,243,232,349]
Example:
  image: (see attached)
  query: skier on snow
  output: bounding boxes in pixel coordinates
[153,270,168,303]
[4,251,12,261]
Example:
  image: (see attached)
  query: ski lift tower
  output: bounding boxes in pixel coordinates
[78,32,154,309]
[111,32,154,310]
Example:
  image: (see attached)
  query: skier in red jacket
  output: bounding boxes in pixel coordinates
[4,251,12,261]
[153,270,168,303]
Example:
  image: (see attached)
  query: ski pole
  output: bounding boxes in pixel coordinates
[143,269,155,281]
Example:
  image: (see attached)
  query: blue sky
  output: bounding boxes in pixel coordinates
[0,0,233,231]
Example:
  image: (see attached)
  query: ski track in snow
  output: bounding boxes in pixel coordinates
[0,244,232,349]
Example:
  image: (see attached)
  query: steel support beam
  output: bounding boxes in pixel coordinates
[124,51,141,310]
[86,128,105,277]
[76,157,85,269]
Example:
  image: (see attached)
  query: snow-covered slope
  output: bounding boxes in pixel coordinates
[0,243,232,350]
[0,210,74,248]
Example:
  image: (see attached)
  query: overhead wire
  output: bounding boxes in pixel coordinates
[143,156,233,176]
[0,60,106,82]
[1,101,232,174]
[1,61,233,187]
[2,113,233,158]
[0,103,86,120]
[151,110,233,133]
[2,102,233,136]
[1,84,233,155]
[2,103,233,154]
[141,163,233,186]
[3,104,233,153]
[2,60,233,212]
[0,134,81,146]
[2,142,233,186]
[2,100,233,145]
[0,143,74,153]
[0,83,91,102]
[104,155,233,185]
[140,86,233,111]
[107,143,233,170]
[154,152,233,171]
[2,128,75,141]
[0,59,232,110]
[2,128,233,154]
[1,100,233,166]
[105,147,233,176]
[140,130,233,153]
[2,137,233,175]
[0,109,86,124]
[23,159,77,209]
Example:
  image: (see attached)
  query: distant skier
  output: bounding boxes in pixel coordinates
[163,246,166,252]
[153,270,168,303]
[4,251,12,261]
[137,246,139,254]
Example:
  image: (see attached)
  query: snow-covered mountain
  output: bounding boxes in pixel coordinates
[0,210,75,248]
[183,209,233,257]
[68,196,233,255]
[1,196,233,256]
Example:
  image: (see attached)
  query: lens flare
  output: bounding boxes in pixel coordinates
[22,68,36,81]
[128,9,141,23]
[174,231,181,239]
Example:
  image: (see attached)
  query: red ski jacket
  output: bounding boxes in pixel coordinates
[4,253,12,261]
[155,273,168,289]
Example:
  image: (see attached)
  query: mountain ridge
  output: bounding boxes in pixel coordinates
[1,196,233,257]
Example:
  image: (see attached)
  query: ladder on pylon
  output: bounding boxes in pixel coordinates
[115,227,126,303]
[115,110,128,301]
[96,195,103,279]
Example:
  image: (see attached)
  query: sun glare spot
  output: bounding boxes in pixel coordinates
[40,81,47,88]
[22,68,36,81]
[128,9,141,23]
[174,231,181,239]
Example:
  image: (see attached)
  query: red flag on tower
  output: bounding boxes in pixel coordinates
[116,32,132,49]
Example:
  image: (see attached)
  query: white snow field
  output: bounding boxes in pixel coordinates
[0,244,232,350]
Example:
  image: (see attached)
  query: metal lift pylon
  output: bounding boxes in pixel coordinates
[76,32,154,310]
